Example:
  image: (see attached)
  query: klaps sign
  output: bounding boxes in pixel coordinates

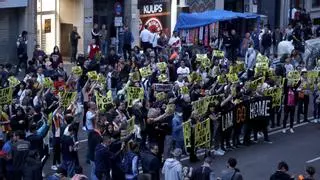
[143,4,163,14]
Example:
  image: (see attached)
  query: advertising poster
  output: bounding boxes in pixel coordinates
[138,0,171,36]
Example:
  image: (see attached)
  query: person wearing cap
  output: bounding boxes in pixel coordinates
[162,148,183,180]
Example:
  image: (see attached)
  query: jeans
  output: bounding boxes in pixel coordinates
[90,161,99,180]
[101,40,108,57]
[271,106,282,127]
[71,46,77,63]
[297,95,309,123]
[283,106,295,129]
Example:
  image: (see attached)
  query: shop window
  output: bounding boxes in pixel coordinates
[312,0,320,8]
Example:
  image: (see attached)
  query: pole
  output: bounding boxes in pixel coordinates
[116,27,119,55]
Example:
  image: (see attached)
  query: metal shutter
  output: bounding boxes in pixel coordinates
[0,13,9,62]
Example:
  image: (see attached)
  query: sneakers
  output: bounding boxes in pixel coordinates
[257,132,263,139]
[51,165,58,171]
[290,128,294,133]
[282,129,286,133]
[214,149,225,156]
[264,140,273,144]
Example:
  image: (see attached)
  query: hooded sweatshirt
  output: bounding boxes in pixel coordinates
[162,158,183,180]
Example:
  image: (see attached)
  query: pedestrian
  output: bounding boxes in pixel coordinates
[270,161,293,180]
[230,29,240,62]
[272,27,283,57]
[261,26,272,57]
[92,23,101,46]
[220,158,243,180]
[123,25,134,61]
[282,78,299,133]
[122,141,140,180]
[51,104,64,171]
[299,166,316,180]
[50,46,63,69]
[162,148,183,180]
[88,121,103,180]
[140,25,152,53]
[141,143,161,180]
[100,24,108,57]
[16,30,28,73]
[70,26,81,64]
[168,31,181,50]
[241,32,253,57]
[60,124,78,177]
[244,42,257,80]
[190,157,215,180]
[297,70,310,124]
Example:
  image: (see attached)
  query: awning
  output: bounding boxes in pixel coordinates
[0,0,28,9]
[175,10,261,30]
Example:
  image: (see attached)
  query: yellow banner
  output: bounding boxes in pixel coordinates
[87,71,98,80]
[156,62,167,72]
[60,91,77,107]
[72,66,83,76]
[8,76,20,87]
[183,120,191,148]
[95,91,113,111]
[194,118,211,148]
[192,98,208,116]
[139,66,152,78]
[0,87,13,105]
[127,87,144,107]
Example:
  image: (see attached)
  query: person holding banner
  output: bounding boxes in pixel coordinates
[297,70,310,124]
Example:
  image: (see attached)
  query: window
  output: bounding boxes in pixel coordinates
[312,0,320,8]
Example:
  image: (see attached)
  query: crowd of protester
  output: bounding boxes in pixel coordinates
[0,17,318,180]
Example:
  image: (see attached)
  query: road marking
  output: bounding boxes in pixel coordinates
[306,156,320,163]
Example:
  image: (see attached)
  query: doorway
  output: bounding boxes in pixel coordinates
[60,23,73,57]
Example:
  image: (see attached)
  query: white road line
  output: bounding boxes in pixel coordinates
[306,156,320,163]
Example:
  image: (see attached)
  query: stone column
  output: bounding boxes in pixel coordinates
[215,0,224,10]
[125,0,140,48]
[26,0,37,59]
[83,0,94,55]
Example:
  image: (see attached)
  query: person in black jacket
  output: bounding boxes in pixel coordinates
[191,157,215,180]
[261,27,272,57]
[270,161,294,180]
[16,31,28,73]
[230,30,240,62]
[70,26,81,63]
[141,143,161,180]
[88,122,103,180]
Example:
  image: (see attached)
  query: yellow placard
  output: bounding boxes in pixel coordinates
[183,120,191,148]
[165,104,175,114]
[87,71,98,80]
[217,75,227,84]
[127,116,135,134]
[8,76,20,87]
[264,87,282,107]
[95,91,113,111]
[60,91,77,107]
[213,50,225,58]
[139,66,152,78]
[192,98,208,117]
[158,74,169,82]
[72,66,83,76]
[97,73,106,84]
[226,73,239,83]
[43,77,53,88]
[307,71,319,83]
[194,118,211,148]
[248,77,265,90]
[180,86,189,94]
[0,87,13,105]
[156,62,167,72]
[155,92,167,101]
[127,87,144,107]
[188,72,202,83]
[130,71,141,82]
[256,53,269,63]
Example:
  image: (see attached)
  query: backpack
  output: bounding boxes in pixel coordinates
[287,89,295,106]
[120,151,137,174]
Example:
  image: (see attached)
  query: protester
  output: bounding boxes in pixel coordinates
[141,143,161,180]
[270,161,294,180]
[221,158,243,180]
[162,148,183,180]
[190,157,215,180]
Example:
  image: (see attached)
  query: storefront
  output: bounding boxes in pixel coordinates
[138,0,171,36]
[0,0,35,62]
[37,0,84,56]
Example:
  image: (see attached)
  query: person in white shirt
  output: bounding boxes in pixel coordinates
[140,25,152,52]
[177,61,190,77]
[37,67,45,85]
[168,31,181,49]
